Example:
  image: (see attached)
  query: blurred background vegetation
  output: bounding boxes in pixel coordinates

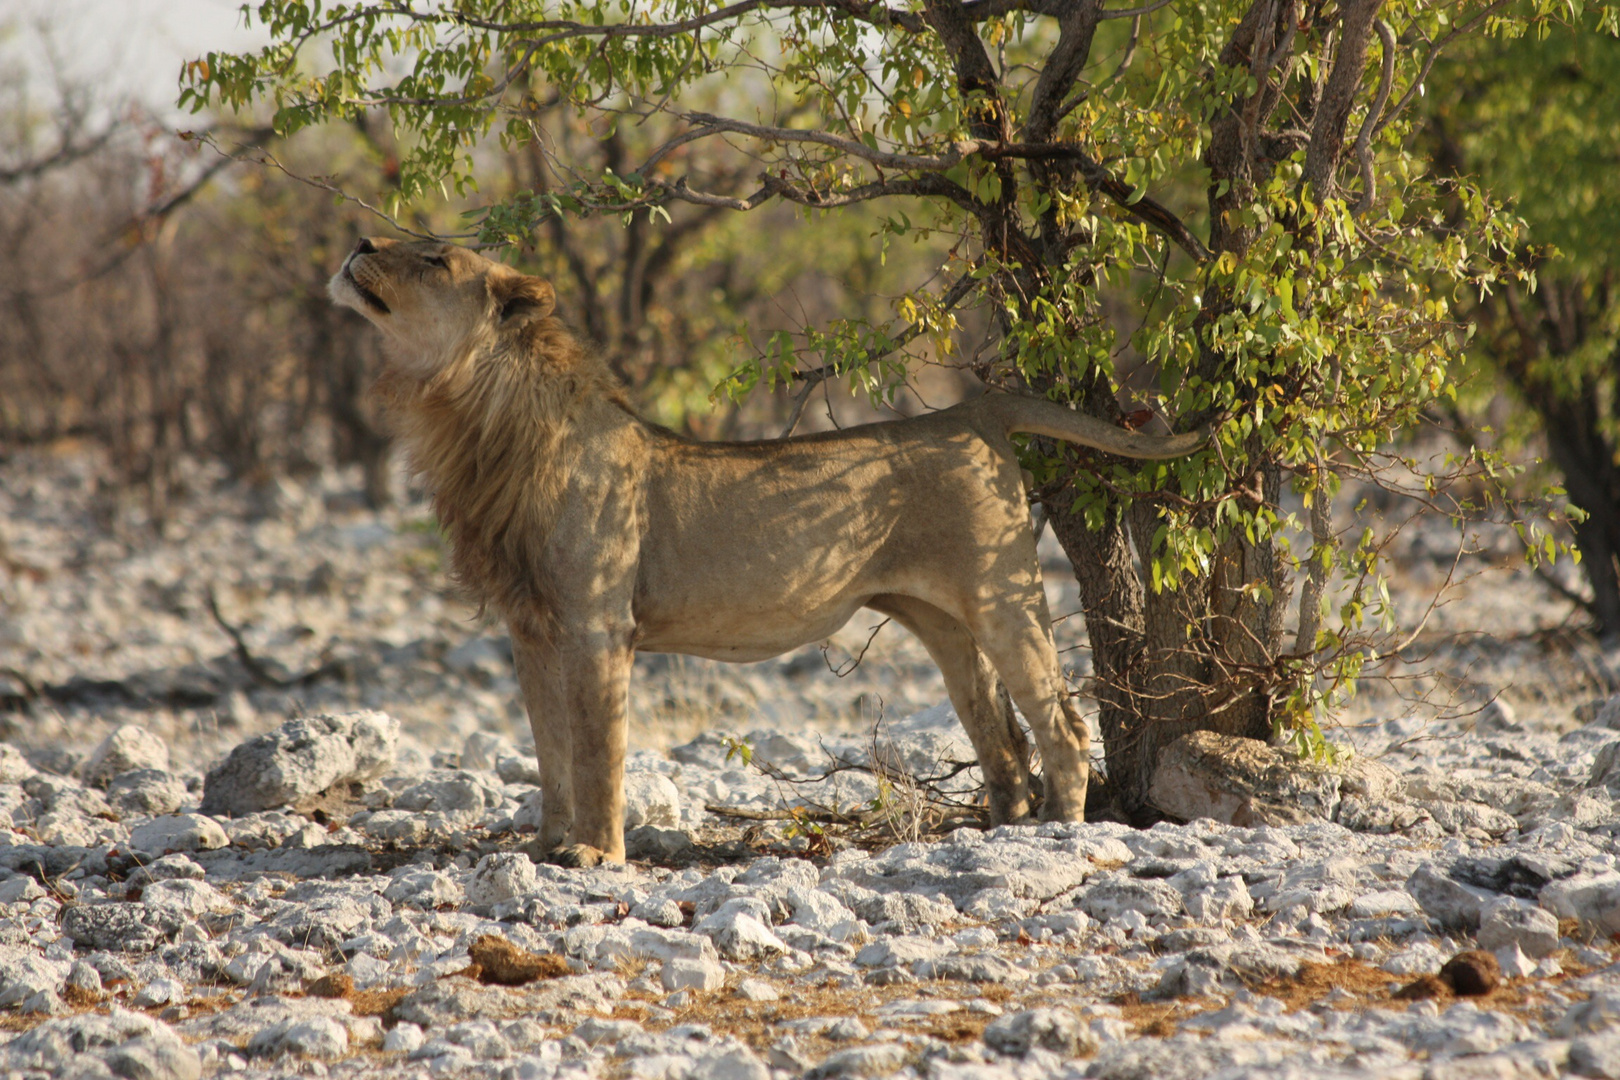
[0,7,971,530]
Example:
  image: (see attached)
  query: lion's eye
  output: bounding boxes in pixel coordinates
[425,255,449,269]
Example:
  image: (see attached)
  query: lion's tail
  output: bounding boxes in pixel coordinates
[979,394,1207,460]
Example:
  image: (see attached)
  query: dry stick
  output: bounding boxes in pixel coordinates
[205,584,345,690]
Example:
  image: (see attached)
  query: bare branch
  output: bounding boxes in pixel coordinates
[653,114,1211,261]
[777,265,982,438]
[1350,19,1396,217]
[0,125,115,185]
[675,111,964,171]
[1372,0,1514,140]
[1099,0,1176,18]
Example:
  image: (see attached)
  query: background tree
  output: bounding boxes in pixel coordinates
[1425,27,1620,636]
[185,0,1606,818]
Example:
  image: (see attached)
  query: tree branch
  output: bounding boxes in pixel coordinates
[1350,18,1396,217]
[1025,0,1104,144]
[649,115,1210,262]
[1303,0,1383,198]
[0,125,115,185]
[1371,0,1514,141]
[777,265,982,438]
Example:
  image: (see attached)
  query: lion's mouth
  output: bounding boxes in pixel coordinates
[344,264,391,315]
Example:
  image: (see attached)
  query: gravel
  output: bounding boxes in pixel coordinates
[7,449,1620,1080]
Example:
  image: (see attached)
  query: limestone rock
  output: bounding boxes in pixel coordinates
[247,1016,350,1060]
[1478,896,1561,959]
[623,770,682,829]
[465,852,538,908]
[199,711,398,817]
[1147,732,1341,826]
[983,1007,1094,1056]
[84,726,170,788]
[127,814,229,856]
[106,769,188,818]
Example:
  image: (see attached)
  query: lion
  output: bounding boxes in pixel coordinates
[329,238,1204,866]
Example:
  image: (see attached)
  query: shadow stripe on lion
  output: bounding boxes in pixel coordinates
[330,237,1206,866]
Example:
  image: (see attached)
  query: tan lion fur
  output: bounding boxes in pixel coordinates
[331,238,1204,866]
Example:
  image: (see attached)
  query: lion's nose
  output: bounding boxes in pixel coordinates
[354,237,378,255]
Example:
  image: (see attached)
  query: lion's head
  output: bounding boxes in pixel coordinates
[329,238,557,379]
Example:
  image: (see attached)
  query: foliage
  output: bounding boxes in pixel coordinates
[1426,23,1620,631]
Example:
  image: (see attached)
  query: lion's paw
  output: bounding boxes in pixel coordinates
[545,843,610,869]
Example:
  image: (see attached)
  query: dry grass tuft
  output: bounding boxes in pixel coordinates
[308,973,356,999]
[61,984,103,1008]
[468,934,571,986]
[351,987,414,1018]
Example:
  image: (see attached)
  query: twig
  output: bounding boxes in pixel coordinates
[206,583,347,689]
[777,265,981,439]
[1350,19,1396,218]
[822,618,891,677]
[703,804,867,825]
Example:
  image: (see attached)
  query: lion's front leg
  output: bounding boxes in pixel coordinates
[512,630,573,852]
[554,632,634,865]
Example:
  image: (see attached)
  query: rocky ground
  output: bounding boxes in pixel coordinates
[4,448,1620,1080]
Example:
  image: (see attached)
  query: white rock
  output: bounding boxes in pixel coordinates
[624,770,681,829]
[735,978,780,1001]
[629,927,719,964]
[661,955,725,992]
[384,869,465,910]
[394,775,491,817]
[128,853,207,885]
[1495,943,1536,979]
[0,946,68,1007]
[133,977,185,1007]
[19,990,62,1016]
[983,1007,1095,1057]
[1540,871,1620,936]
[1405,864,1493,929]
[1147,731,1340,825]
[1478,896,1560,958]
[786,887,858,935]
[384,1023,426,1053]
[1184,877,1253,922]
[142,879,234,918]
[248,1016,350,1060]
[1348,889,1419,918]
[460,731,514,773]
[1079,878,1184,922]
[106,769,188,817]
[0,745,35,785]
[200,711,398,816]
[702,909,787,962]
[1381,942,1445,976]
[0,876,46,904]
[1559,992,1620,1036]
[127,814,229,856]
[465,852,538,907]
[85,725,170,787]
[856,935,951,968]
[695,1045,770,1080]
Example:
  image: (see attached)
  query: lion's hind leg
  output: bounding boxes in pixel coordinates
[969,603,1089,823]
[867,595,1035,826]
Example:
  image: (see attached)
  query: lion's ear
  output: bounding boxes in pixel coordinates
[491,274,556,325]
